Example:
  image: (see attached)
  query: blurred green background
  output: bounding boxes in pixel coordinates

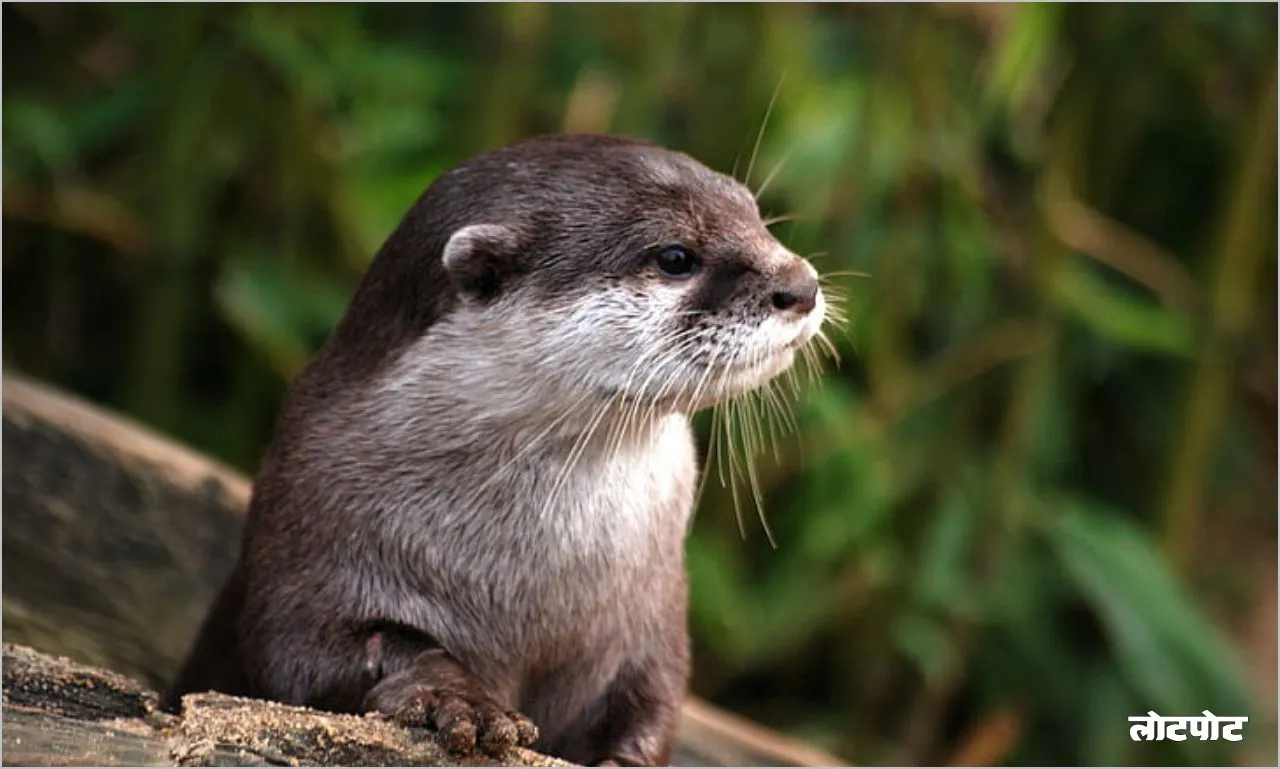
[3,3,1276,766]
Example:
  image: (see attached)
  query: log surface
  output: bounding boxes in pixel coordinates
[2,376,247,690]
[1,373,848,767]
[2,643,570,767]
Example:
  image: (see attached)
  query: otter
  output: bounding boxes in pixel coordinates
[165,133,828,767]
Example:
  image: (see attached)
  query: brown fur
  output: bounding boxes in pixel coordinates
[165,134,822,767]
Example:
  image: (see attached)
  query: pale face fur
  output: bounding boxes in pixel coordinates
[390,249,825,424]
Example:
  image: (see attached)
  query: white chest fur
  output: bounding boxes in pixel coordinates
[334,378,697,681]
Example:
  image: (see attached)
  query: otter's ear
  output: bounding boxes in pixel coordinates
[442,223,521,302]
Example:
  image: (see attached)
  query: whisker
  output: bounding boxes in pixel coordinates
[753,145,794,202]
[693,339,732,510]
[737,348,778,549]
[762,212,809,228]
[726,399,747,540]
[459,387,596,512]
[744,74,785,189]
[815,330,842,367]
[818,269,872,279]
[537,392,616,522]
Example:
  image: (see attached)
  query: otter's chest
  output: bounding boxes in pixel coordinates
[415,414,695,617]
[471,417,693,625]
[546,418,695,557]
[504,418,695,731]
[501,414,696,610]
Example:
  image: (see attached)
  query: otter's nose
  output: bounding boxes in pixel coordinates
[770,264,819,316]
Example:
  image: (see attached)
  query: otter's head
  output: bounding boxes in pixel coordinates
[383,134,828,419]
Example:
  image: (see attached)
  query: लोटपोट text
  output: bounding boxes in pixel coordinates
[1128,711,1247,742]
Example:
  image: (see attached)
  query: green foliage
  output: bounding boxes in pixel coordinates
[4,4,1275,765]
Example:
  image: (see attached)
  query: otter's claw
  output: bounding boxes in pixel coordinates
[369,682,538,756]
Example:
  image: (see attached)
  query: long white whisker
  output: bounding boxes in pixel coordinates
[754,145,794,202]
[744,74,785,189]
[459,387,597,512]
[536,394,617,523]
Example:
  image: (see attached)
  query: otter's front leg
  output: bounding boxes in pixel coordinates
[363,635,540,756]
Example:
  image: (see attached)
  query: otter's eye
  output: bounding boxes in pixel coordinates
[655,246,700,279]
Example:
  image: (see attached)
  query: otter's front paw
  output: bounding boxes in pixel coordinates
[365,674,538,756]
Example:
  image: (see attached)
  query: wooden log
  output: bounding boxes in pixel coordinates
[2,642,570,766]
[2,375,248,691]
[1,373,847,766]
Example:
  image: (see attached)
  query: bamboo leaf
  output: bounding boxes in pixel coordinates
[1045,498,1252,719]
[1053,260,1196,357]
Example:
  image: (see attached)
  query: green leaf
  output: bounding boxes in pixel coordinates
[1078,662,1138,766]
[686,533,751,661]
[985,542,1081,715]
[342,165,445,259]
[915,480,979,618]
[2,99,77,177]
[1045,498,1252,719]
[893,610,953,688]
[1053,260,1196,357]
[215,257,350,378]
[984,3,1062,116]
[66,77,148,159]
